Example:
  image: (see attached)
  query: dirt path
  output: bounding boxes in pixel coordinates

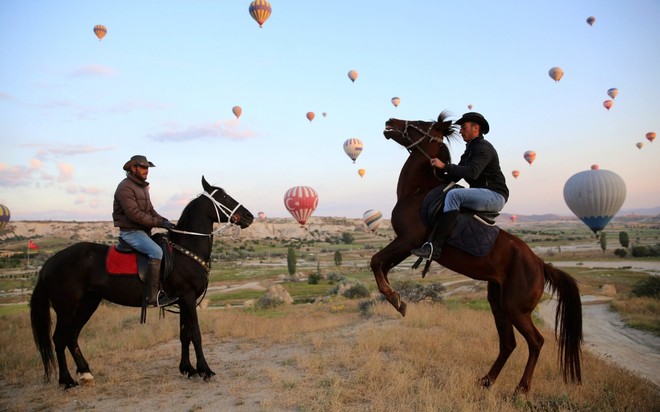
[538,296,660,388]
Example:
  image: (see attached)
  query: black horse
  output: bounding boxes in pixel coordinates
[30,176,254,388]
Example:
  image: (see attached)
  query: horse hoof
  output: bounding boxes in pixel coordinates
[480,376,493,388]
[79,372,95,386]
[61,380,79,390]
[398,301,407,317]
[514,385,529,395]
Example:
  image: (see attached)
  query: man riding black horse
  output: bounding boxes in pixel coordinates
[411,112,509,259]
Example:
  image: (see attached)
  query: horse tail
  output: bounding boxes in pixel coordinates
[30,270,55,381]
[543,262,582,384]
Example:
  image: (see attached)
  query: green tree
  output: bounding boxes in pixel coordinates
[600,232,607,254]
[341,232,355,244]
[334,250,343,266]
[287,246,297,275]
[619,231,630,248]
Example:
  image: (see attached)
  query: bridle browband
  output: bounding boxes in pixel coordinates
[390,120,447,181]
[169,189,242,237]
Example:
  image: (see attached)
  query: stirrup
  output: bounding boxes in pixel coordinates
[149,291,178,307]
[411,242,434,260]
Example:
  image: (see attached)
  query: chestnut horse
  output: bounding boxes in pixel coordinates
[370,112,582,393]
[31,176,253,388]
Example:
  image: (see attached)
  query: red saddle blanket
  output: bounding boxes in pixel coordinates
[106,246,138,275]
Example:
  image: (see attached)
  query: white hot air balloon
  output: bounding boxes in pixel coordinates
[607,88,619,99]
[363,209,383,233]
[391,97,400,108]
[563,168,626,235]
[343,138,363,163]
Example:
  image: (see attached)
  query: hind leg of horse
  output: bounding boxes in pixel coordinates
[52,316,78,388]
[68,294,102,385]
[370,241,410,316]
[509,310,544,393]
[480,282,517,389]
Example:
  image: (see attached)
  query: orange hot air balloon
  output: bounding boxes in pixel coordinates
[391,97,400,107]
[93,25,107,41]
[591,164,599,170]
[523,150,536,165]
[232,106,242,119]
[512,170,520,179]
[603,100,613,111]
[636,142,644,150]
[510,215,517,222]
[358,168,366,178]
[548,67,563,82]
[284,186,319,226]
[347,70,358,83]
[306,112,315,122]
[249,0,272,28]
[646,132,656,143]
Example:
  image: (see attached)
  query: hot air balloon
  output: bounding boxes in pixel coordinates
[510,215,517,223]
[322,112,327,118]
[363,209,383,233]
[257,211,266,219]
[586,16,595,26]
[512,170,520,179]
[306,112,315,122]
[347,70,358,83]
[249,0,271,28]
[283,186,318,226]
[603,100,613,111]
[636,142,644,150]
[232,106,242,119]
[391,97,400,108]
[548,67,563,82]
[607,88,619,99]
[467,104,473,110]
[0,204,10,231]
[563,168,626,235]
[93,25,107,41]
[591,164,599,170]
[646,132,656,143]
[358,168,366,178]
[343,138,363,163]
[523,150,536,165]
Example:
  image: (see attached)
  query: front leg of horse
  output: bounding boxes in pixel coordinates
[180,300,214,380]
[178,323,196,378]
[370,250,407,316]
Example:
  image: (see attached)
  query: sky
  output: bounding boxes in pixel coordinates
[1,1,659,222]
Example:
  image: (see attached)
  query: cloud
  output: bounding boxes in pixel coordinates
[0,162,39,187]
[109,100,169,114]
[21,144,114,160]
[68,64,116,78]
[148,120,260,142]
[57,163,74,182]
[29,158,42,169]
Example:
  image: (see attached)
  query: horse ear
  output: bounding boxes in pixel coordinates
[201,176,212,193]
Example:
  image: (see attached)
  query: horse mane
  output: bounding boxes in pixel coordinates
[437,110,460,146]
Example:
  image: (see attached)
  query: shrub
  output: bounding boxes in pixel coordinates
[341,232,355,244]
[256,295,284,309]
[619,231,630,248]
[613,248,627,258]
[308,272,322,285]
[326,272,345,283]
[631,276,660,299]
[358,300,375,318]
[392,280,446,303]
[343,283,370,299]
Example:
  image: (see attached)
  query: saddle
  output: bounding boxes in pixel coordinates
[105,233,173,283]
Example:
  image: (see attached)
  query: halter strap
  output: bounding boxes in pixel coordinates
[396,120,446,181]
[168,189,242,237]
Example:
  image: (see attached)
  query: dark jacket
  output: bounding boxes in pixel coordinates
[112,173,165,232]
[444,136,509,201]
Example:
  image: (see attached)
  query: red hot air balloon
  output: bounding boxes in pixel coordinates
[510,215,517,222]
[591,164,599,170]
[524,150,536,165]
[249,0,272,28]
[512,170,520,179]
[467,104,473,110]
[646,132,656,143]
[232,106,242,119]
[603,100,613,111]
[283,186,318,226]
[306,112,315,122]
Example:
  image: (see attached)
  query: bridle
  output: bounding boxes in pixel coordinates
[169,189,243,237]
[396,121,444,161]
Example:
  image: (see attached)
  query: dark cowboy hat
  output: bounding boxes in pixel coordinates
[454,112,490,135]
[122,155,156,171]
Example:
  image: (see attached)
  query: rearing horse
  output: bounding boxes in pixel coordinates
[370,112,582,393]
[31,176,254,388]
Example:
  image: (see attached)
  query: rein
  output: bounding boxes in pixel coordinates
[397,121,446,180]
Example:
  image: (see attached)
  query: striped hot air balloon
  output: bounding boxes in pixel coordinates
[249,0,272,28]
[523,150,536,165]
[306,112,315,122]
[563,168,626,235]
[343,138,363,163]
[363,209,383,233]
[646,132,656,143]
[93,25,107,41]
[0,204,10,231]
[283,186,318,226]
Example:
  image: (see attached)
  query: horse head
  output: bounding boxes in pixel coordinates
[384,111,458,162]
[201,176,254,228]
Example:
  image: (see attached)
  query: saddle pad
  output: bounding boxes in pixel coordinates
[106,246,138,275]
[447,214,499,257]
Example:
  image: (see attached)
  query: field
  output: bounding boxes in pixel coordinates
[0,217,659,410]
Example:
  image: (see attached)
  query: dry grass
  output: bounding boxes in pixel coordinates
[1,300,658,411]
[610,296,660,335]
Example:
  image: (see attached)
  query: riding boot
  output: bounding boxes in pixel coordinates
[147,259,178,307]
[411,210,460,259]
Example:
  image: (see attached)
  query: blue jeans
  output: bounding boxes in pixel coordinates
[444,188,506,213]
[119,229,163,260]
